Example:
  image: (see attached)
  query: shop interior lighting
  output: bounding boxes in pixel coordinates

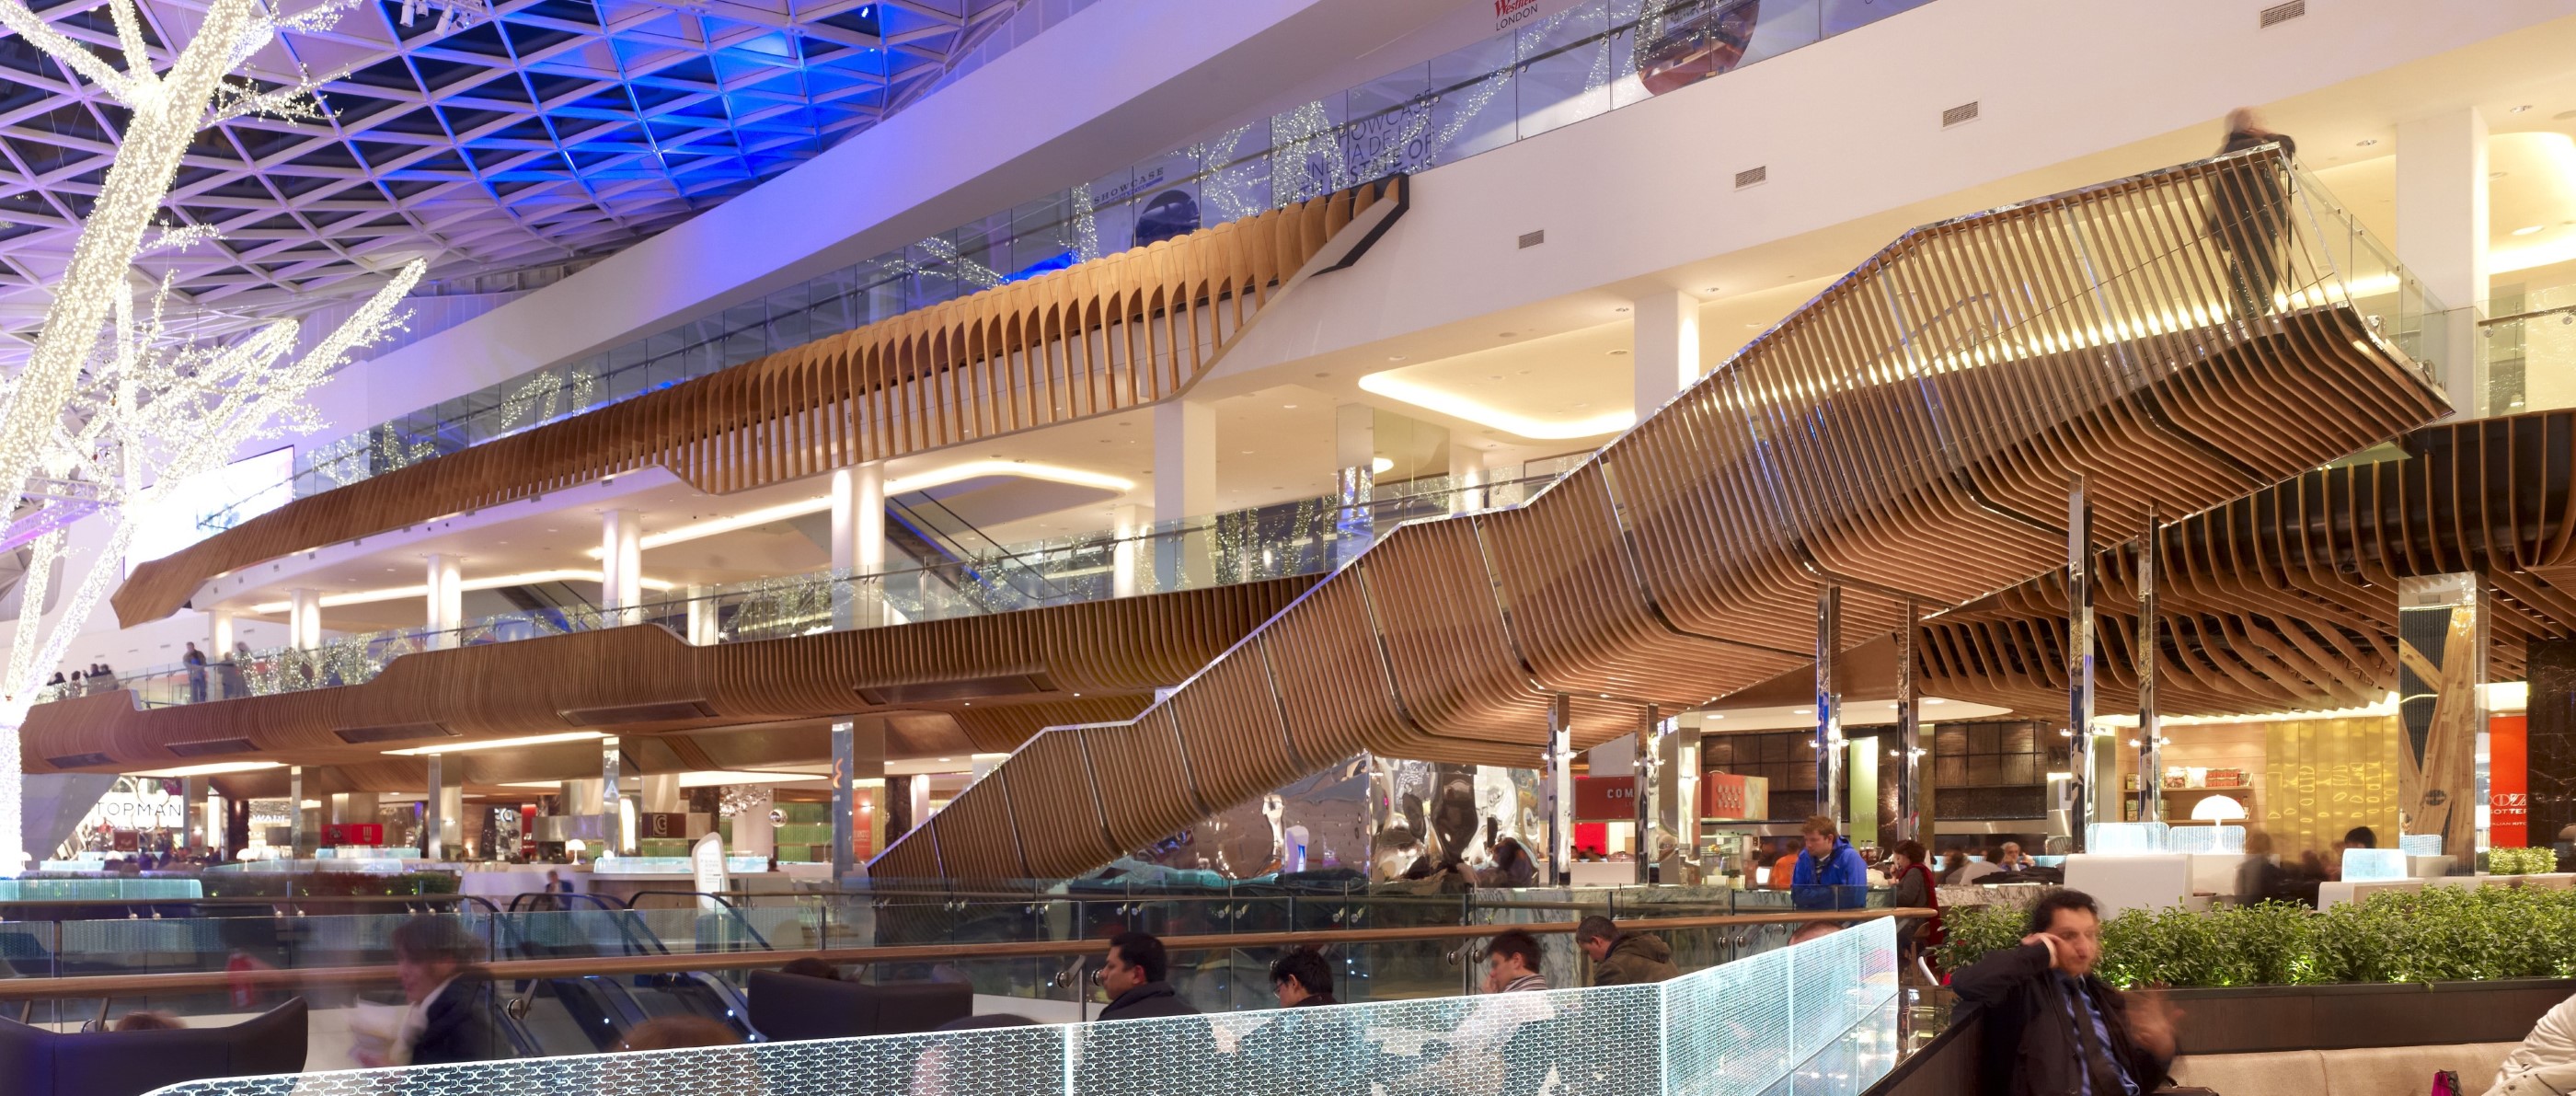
[591,460,1136,557]
[247,570,675,613]
[384,731,605,756]
[128,761,284,778]
[1357,370,1636,439]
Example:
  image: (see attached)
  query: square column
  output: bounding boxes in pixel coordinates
[288,588,322,650]
[1545,697,1572,884]
[831,463,887,628]
[1447,444,1486,514]
[600,510,642,618]
[1894,598,1923,843]
[684,585,719,644]
[1633,709,1661,884]
[2398,573,2485,871]
[2397,108,2490,417]
[602,735,628,855]
[422,756,462,860]
[1154,398,1214,587]
[2067,476,2103,851]
[287,766,308,857]
[181,777,208,850]
[424,553,462,649]
[733,785,776,859]
[831,719,887,883]
[1110,503,1145,597]
[1816,585,1844,824]
[1334,403,1375,567]
[210,610,235,655]
[1631,290,1702,414]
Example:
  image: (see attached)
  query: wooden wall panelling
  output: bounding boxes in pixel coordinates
[115,178,1408,627]
[878,149,2448,881]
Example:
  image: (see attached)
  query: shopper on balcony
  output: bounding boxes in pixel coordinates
[1792,814,1869,910]
[1951,889,2179,1096]
[1269,947,1338,1008]
[1885,840,1945,975]
[1095,930,1199,1021]
[2213,107,2299,322]
[183,642,208,703]
[1576,915,1676,986]
[1481,929,1548,993]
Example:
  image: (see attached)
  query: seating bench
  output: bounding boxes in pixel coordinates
[2171,1042,2519,1096]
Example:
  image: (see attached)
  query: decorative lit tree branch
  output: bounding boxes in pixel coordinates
[0,0,420,871]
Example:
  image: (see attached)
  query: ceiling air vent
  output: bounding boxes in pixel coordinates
[562,699,719,727]
[1942,101,1981,128]
[1734,166,1768,189]
[47,753,112,769]
[1517,229,1546,249]
[167,737,258,757]
[335,722,455,745]
[2259,1,2305,28]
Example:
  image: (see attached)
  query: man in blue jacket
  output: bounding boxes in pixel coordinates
[1791,813,1869,910]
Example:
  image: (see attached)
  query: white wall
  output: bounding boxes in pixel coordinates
[298,0,1458,438]
[1209,0,2576,387]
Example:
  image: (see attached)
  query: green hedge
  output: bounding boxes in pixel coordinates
[1936,885,2576,988]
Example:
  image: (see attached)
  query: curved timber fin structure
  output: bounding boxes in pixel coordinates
[112,176,1410,628]
[872,147,2453,881]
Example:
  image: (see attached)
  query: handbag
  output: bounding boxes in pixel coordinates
[2432,1070,2462,1096]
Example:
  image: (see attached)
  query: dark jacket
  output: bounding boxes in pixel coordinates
[1792,837,1869,910]
[410,967,508,1065]
[1097,980,1199,1021]
[1950,943,2172,1096]
[1592,932,1679,986]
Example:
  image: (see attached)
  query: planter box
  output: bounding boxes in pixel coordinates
[2166,977,2576,1054]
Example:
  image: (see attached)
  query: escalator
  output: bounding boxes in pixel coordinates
[494,893,758,1054]
[886,490,1074,611]
[874,147,2455,882]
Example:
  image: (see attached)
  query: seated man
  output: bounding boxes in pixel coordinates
[1951,890,2178,1096]
[1576,915,1677,986]
[1481,929,1547,993]
[2484,988,2576,1095]
[1095,930,1199,1021]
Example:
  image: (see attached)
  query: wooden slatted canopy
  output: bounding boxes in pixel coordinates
[109,177,1410,628]
[1915,408,2576,716]
[875,147,2452,880]
[21,577,1317,780]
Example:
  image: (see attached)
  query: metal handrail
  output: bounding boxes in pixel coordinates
[0,906,1931,1002]
[618,890,775,951]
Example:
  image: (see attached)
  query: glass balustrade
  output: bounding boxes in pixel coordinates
[54,467,1574,710]
[185,0,1944,531]
[130,916,1902,1096]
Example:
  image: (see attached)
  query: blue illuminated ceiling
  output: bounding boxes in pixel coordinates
[0,0,1018,328]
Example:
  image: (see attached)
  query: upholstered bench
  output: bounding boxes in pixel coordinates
[2171,1042,2519,1096]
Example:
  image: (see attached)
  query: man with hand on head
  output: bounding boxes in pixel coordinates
[1950,889,2179,1096]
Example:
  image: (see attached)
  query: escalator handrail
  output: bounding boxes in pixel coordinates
[888,492,1072,604]
[616,890,775,952]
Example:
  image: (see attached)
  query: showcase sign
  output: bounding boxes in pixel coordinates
[1701,774,1770,821]
[1493,0,1575,32]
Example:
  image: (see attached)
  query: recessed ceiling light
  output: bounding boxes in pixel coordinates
[1793,708,1812,715]
[1387,354,1406,361]
[1241,450,1254,455]
[2356,138,2378,146]
[2514,225,2547,236]
[1282,404,1297,409]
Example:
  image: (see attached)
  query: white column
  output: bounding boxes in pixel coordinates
[831,463,888,628]
[210,609,235,654]
[1333,403,1374,568]
[1154,398,1215,587]
[600,510,642,617]
[685,585,719,644]
[736,786,775,859]
[2397,107,2490,418]
[908,776,932,831]
[1447,444,1486,514]
[288,588,321,650]
[1631,289,1703,415]
[424,553,463,649]
[1110,503,1144,597]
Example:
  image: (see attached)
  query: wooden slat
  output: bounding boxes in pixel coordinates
[113,177,1410,627]
[884,147,2448,880]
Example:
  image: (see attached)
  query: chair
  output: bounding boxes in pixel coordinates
[746,970,972,1040]
[0,998,307,1096]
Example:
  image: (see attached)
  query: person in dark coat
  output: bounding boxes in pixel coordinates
[1094,930,1199,1021]
[2212,106,2300,321]
[384,915,507,1066]
[1576,915,1678,986]
[1950,889,2179,1096]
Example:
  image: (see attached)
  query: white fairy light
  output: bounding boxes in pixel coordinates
[0,0,422,871]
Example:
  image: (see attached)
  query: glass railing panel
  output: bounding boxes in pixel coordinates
[190,0,1944,531]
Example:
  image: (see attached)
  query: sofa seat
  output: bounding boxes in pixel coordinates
[2172,1042,2519,1096]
